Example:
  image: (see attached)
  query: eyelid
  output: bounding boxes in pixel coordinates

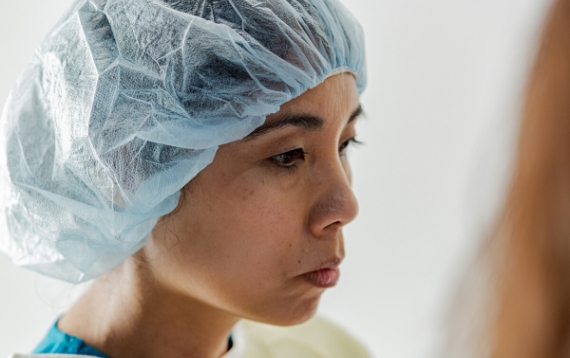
[269,147,307,168]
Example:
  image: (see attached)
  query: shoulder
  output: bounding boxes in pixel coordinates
[241,315,371,358]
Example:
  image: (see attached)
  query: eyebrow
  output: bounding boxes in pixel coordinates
[245,104,363,139]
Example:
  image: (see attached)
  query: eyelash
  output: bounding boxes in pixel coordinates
[339,137,363,156]
[269,137,362,171]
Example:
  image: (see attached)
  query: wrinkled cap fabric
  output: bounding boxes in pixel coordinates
[0,0,366,283]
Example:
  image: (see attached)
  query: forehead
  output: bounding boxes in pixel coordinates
[271,73,360,120]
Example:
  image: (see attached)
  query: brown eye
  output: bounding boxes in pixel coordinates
[339,137,361,156]
[271,148,306,166]
[339,140,350,154]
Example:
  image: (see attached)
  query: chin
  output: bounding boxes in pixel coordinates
[252,294,322,327]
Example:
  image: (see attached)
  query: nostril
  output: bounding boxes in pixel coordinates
[322,220,342,231]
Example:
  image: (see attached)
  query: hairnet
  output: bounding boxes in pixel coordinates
[0,0,366,283]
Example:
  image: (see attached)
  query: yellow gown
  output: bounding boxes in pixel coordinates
[240,316,372,358]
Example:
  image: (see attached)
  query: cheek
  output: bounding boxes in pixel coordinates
[176,171,307,283]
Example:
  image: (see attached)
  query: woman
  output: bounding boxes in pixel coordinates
[445,0,570,356]
[0,0,369,357]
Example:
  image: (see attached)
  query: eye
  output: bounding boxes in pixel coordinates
[270,148,306,167]
[339,137,362,156]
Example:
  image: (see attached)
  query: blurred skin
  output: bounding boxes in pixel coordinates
[442,1,570,357]
[490,1,570,356]
[58,73,361,358]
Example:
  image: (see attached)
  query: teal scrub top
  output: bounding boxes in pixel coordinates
[32,321,108,357]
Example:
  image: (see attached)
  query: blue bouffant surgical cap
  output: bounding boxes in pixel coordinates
[0,0,366,283]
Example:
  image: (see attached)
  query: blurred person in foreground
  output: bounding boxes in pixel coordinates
[445,0,570,357]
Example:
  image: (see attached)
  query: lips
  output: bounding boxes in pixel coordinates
[301,257,342,288]
[302,267,340,288]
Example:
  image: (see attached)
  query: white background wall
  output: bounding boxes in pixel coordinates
[0,0,551,357]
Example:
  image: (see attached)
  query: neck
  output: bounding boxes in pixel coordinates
[58,255,239,358]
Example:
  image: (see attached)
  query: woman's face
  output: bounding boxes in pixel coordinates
[149,73,361,325]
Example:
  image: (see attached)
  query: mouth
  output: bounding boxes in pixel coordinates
[301,257,342,288]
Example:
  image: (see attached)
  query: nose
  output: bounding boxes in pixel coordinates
[308,160,359,238]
